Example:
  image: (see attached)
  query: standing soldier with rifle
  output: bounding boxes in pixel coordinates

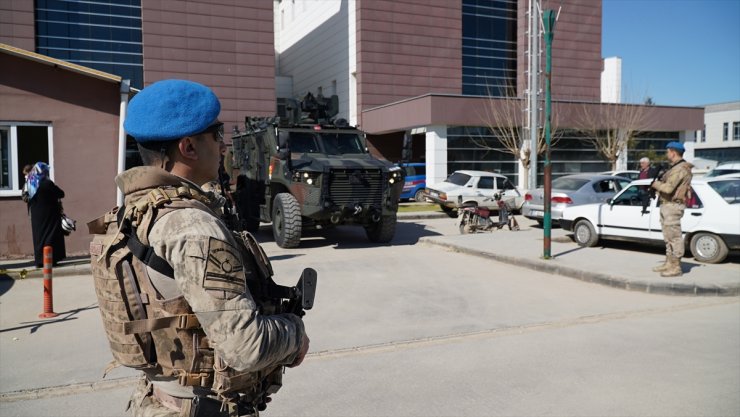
[650,142,694,277]
[89,79,312,417]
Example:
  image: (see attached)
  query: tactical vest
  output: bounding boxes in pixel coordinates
[88,184,276,401]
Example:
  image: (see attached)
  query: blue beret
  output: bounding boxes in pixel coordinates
[124,79,220,142]
[666,141,685,152]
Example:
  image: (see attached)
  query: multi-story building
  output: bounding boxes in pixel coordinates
[694,101,740,163]
[275,0,703,187]
[0,1,275,257]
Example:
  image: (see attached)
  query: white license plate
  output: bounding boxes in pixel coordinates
[530,210,543,217]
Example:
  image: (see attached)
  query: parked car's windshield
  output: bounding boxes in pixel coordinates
[709,179,740,204]
[320,133,365,155]
[445,172,471,186]
[552,177,589,191]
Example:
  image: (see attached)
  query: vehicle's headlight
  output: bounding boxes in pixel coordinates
[388,169,402,184]
[293,170,321,186]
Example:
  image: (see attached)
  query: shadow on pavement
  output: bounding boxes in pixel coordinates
[0,303,98,334]
[253,221,442,249]
[0,275,15,297]
[0,255,89,270]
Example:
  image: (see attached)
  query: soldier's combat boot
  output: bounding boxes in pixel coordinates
[660,257,682,277]
[652,257,670,272]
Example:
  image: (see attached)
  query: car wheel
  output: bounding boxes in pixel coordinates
[272,193,302,248]
[414,189,426,202]
[690,232,729,263]
[441,205,458,218]
[573,219,599,247]
[536,219,544,227]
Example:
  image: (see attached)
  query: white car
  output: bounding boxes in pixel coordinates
[704,162,740,178]
[600,170,640,181]
[560,175,740,263]
[424,170,524,215]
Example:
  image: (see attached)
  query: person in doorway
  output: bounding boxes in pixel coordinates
[21,164,33,203]
[26,162,66,267]
[651,142,693,277]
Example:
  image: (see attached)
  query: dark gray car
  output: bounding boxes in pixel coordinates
[522,174,631,224]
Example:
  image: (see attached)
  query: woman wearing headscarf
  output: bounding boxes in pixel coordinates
[26,162,66,267]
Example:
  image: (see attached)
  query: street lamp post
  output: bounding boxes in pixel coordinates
[542,9,556,259]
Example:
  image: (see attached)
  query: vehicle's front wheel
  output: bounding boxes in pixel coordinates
[573,219,599,247]
[414,189,426,202]
[690,232,729,263]
[366,213,397,243]
[272,193,302,248]
[441,205,458,218]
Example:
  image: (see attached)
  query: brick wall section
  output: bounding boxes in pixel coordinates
[356,0,462,125]
[141,1,276,131]
[0,0,35,50]
[517,0,602,101]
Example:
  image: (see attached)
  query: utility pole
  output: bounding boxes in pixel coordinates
[542,9,556,259]
[527,0,540,190]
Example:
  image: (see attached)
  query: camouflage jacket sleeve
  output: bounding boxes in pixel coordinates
[147,207,304,372]
[652,163,690,195]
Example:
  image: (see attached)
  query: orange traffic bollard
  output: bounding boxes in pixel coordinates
[38,246,59,319]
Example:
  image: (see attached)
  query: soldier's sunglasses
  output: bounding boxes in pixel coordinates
[202,122,224,142]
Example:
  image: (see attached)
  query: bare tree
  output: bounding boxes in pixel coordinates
[473,89,562,188]
[577,102,653,170]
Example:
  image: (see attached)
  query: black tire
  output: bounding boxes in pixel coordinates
[441,205,458,218]
[366,214,397,243]
[690,232,729,263]
[536,219,544,227]
[272,193,302,248]
[414,189,426,202]
[573,219,599,247]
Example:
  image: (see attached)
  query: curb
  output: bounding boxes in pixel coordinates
[0,263,91,280]
[397,212,450,220]
[420,237,740,297]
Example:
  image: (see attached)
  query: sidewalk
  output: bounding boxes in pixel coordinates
[421,223,740,296]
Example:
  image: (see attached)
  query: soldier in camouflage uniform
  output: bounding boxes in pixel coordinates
[651,142,694,277]
[121,80,309,416]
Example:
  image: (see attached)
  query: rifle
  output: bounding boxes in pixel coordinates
[253,268,316,411]
[642,165,667,215]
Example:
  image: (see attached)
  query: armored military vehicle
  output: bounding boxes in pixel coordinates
[231,93,404,248]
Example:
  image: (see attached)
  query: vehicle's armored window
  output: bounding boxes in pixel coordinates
[415,165,426,176]
[320,133,364,155]
[289,132,319,153]
[446,172,471,186]
[552,177,589,191]
[477,176,494,189]
[709,179,740,204]
[403,166,416,176]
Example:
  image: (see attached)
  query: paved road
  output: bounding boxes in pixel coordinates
[1,218,738,416]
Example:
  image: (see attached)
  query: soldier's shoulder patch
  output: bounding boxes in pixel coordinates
[203,237,246,299]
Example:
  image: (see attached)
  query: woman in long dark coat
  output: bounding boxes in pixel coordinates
[26,162,66,267]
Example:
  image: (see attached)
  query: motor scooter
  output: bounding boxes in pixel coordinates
[458,193,520,234]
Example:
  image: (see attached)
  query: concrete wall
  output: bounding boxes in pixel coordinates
[356,0,462,126]
[601,57,622,103]
[696,101,740,149]
[141,1,276,133]
[0,53,121,257]
[0,0,34,51]
[275,0,352,121]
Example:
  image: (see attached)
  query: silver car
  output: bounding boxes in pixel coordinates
[522,174,631,224]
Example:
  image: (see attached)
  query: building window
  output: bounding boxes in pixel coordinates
[34,0,144,88]
[462,0,517,97]
[723,122,729,141]
[702,124,706,142]
[734,122,740,141]
[0,123,53,197]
